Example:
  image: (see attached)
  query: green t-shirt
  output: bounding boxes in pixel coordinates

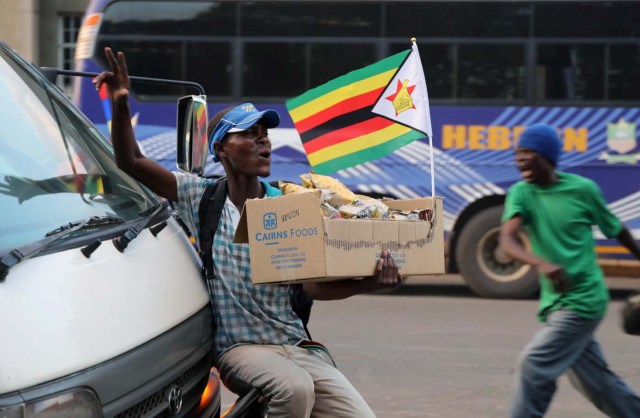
[502,172,622,321]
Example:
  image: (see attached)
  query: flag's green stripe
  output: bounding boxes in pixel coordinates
[286,50,410,111]
[310,130,424,175]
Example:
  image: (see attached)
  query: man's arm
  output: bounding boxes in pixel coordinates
[500,215,568,293]
[303,249,403,300]
[93,48,178,202]
[617,227,640,260]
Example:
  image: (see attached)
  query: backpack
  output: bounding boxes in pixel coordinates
[197,177,313,338]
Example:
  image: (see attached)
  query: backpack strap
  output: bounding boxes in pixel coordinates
[198,177,227,281]
[292,283,313,340]
[197,177,313,339]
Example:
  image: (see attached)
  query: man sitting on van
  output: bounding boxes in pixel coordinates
[95,47,403,418]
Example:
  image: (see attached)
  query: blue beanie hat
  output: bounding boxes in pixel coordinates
[518,123,561,165]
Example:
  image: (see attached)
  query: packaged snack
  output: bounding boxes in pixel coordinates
[321,202,343,219]
[317,188,337,205]
[337,204,376,219]
[355,194,389,219]
[388,210,422,221]
[299,173,314,189]
[300,172,358,205]
[280,181,309,195]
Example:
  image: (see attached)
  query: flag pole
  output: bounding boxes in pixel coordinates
[411,38,436,199]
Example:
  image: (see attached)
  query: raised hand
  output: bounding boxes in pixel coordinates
[92,47,130,106]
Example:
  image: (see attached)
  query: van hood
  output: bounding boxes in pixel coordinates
[0,219,209,393]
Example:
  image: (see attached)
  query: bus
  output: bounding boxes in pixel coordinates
[73,0,640,298]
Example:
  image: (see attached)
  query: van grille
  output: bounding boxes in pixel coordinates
[115,355,210,418]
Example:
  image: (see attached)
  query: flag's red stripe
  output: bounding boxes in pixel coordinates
[99,83,109,100]
[294,87,384,134]
[302,117,395,155]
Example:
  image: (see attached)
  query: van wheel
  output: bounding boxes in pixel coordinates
[456,206,538,299]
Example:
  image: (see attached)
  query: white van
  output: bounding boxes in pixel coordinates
[0,42,221,417]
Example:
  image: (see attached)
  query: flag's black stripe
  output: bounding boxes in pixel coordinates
[299,105,375,144]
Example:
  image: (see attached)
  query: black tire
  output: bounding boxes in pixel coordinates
[455,206,538,298]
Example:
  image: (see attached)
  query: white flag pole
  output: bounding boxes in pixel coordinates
[411,38,435,199]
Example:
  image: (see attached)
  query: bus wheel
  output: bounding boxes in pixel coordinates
[456,206,538,299]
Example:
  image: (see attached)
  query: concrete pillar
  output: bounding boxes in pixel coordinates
[0,0,38,62]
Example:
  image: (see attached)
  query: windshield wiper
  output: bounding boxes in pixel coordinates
[0,216,125,283]
[113,201,170,252]
[45,215,124,236]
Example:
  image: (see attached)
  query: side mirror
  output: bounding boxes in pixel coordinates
[176,95,208,175]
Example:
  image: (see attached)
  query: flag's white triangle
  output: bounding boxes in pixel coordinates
[372,43,433,138]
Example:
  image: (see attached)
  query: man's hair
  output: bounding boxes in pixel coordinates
[207,106,236,143]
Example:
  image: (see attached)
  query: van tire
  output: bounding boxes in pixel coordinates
[456,206,538,299]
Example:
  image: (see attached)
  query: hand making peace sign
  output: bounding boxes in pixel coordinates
[92,47,130,106]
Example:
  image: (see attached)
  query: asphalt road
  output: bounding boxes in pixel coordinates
[219,275,640,417]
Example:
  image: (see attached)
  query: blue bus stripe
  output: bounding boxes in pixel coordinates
[520,107,547,126]
[489,106,518,126]
[536,107,562,124]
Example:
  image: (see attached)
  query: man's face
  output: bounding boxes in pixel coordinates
[219,122,272,177]
[515,147,554,184]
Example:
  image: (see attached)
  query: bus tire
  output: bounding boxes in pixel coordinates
[456,206,538,299]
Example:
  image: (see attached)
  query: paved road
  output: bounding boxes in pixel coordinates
[219,275,640,417]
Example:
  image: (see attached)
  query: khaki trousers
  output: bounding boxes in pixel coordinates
[218,344,376,418]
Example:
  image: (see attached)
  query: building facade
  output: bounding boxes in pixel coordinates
[0,0,88,93]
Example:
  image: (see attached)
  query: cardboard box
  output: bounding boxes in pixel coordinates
[234,191,444,284]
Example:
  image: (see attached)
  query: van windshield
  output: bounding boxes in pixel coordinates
[0,46,160,252]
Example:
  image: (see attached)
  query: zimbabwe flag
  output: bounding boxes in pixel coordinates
[286,45,432,174]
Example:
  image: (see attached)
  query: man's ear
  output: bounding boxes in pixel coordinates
[213,141,226,161]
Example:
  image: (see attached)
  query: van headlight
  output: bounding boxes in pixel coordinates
[0,389,102,418]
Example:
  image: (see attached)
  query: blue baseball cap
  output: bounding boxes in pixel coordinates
[518,123,561,165]
[209,103,280,162]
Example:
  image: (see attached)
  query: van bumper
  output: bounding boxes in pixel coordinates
[1,306,219,418]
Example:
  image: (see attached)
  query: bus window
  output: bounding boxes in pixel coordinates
[534,2,640,38]
[243,43,306,98]
[387,2,531,38]
[240,2,380,37]
[537,44,610,102]
[309,44,378,87]
[609,44,640,101]
[95,39,232,98]
[99,1,236,36]
[457,44,526,101]
[242,42,378,99]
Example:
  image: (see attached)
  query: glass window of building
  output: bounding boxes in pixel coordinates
[58,14,82,97]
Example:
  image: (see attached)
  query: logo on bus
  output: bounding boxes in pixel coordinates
[600,119,639,165]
